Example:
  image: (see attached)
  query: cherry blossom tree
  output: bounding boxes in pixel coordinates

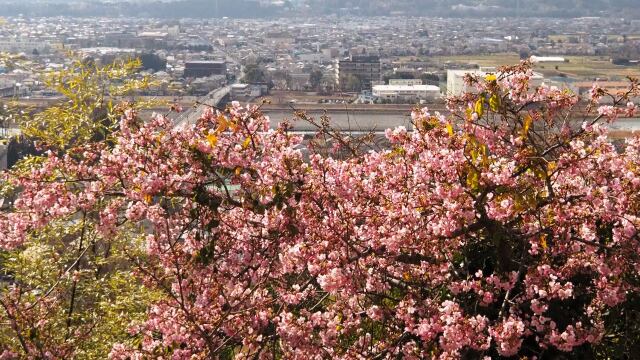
[1,62,640,359]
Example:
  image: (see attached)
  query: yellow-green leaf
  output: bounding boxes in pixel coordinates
[206,133,218,147]
[465,107,473,120]
[533,166,546,180]
[446,123,454,136]
[466,169,480,190]
[540,234,548,250]
[489,94,500,112]
[242,137,252,149]
[474,99,484,117]
[481,144,490,167]
[522,115,533,136]
[216,116,229,133]
[471,148,479,162]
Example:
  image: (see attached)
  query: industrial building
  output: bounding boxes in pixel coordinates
[183,61,227,78]
[389,79,423,86]
[230,83,267,99]
[372,84,441,102]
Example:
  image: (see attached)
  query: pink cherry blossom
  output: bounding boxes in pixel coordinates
[2,62,640,359]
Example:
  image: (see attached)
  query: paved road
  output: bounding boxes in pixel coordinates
[174,86,231,128]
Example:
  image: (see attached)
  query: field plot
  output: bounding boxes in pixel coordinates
[431,53,640,80]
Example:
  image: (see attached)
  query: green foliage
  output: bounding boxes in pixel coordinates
[140,53,167,72]
[0,54,163,358]
[0,221,158,357]
[242,64,266,84]
[343,74,363,92]
[309,69,324,90]
[19,56,159,150]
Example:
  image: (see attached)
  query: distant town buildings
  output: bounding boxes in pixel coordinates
[0,15,637,105]
[0,38,53,53]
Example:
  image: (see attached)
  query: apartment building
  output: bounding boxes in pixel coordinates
[336,55,381,92]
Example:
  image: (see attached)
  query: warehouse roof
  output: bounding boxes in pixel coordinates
[373,84,440,92]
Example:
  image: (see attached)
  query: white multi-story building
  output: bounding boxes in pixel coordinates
[530,56,566,63]
[0,38,51,53]
[446,68,544,96]
[373,84,440,102]
[230,83,265,98]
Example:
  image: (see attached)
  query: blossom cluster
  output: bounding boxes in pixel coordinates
[1,64,640,359]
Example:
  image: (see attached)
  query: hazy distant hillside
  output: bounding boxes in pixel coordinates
[1,0,638,18]
[0,0,280,18]
[306,0,640,18]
